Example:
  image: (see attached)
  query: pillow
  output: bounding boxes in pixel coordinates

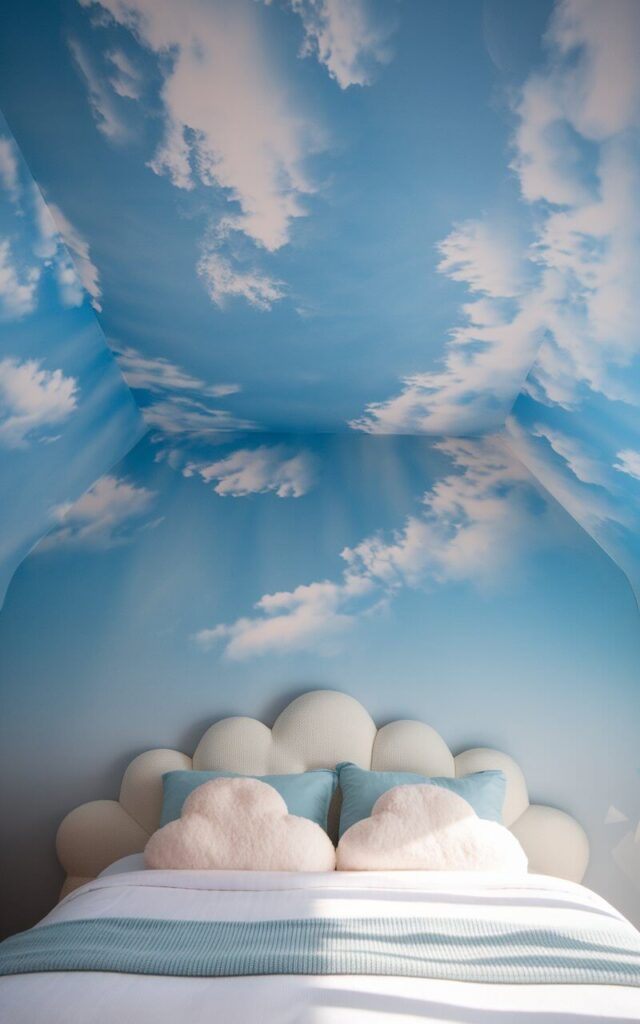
[145,777,336,872]
[160,768,337,831]
[336,762,506,836]
[336,783,527,873]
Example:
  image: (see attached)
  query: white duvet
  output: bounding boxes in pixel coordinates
[2,857,640,1023]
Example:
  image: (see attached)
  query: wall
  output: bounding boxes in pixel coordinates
[0,0,638,952]
[1,430,639,937]
[507,374,640,605]
[0,113,143,604]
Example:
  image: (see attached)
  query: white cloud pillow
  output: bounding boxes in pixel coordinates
[336,783,528,873]
[145,777,336,871]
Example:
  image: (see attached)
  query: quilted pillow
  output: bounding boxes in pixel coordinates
[336,761,506,836]
[160,768,337,830]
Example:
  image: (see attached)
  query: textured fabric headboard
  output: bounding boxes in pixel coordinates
[56,689,589,896]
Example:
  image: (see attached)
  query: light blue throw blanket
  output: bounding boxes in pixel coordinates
[1,915,640,985]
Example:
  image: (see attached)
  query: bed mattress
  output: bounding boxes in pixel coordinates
[1,859,639,1023]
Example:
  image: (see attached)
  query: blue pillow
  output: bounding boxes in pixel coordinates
[336,762,506,836]
[159,769,338,830]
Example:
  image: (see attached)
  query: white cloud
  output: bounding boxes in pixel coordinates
[512,0,640,201]
[41,474,157,549]
[614,450,640,482]
[153,446,187,471]
[507,416,640,601]
[112,343,239,397]
[531,424,608,486]
[107,343,250,452]
[142,395,255,440]
[436,220,525,299]
[514,2,640,408]
[47,203,102,312]
[290,0,394,89]
[69,36,128,142]
[551,0,640,140]
[351,246,542,435]
[106,48,141,99]
[352,0,640,436]
[184,445,315,497]
[344,437,553,589]
[76,0,329,310]
[32,186,102,312]
[80,0,323,253]
[53,250,86,308]
[0,240,40,319]
[510,74,589,207]
[197,249,285,311]
[197,574,370,659]
[524,144,640,407]
[505,415,631,545]
[0,158,101,321]
[0,356,78,448]
[196,437,554,659]
[31,187,58,261]
[0,137,20,204]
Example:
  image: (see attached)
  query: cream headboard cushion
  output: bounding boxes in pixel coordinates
[56,689,589,897]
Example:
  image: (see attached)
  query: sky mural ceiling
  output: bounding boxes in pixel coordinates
[0,0,555,435]
[0,0,639,602]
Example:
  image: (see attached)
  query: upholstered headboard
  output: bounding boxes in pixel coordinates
[56,689,589,896]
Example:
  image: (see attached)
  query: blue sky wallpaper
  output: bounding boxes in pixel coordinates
[0,114,143,603]
[2,431,640,936]
[0,0,639,939]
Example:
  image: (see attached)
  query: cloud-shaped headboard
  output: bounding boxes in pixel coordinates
[56,689,589,896]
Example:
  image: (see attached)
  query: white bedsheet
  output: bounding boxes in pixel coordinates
[2,866,640,1023]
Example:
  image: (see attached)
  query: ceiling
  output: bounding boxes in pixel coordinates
[0,0,555,436]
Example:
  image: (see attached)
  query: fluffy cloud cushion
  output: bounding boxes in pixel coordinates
[145,777,336,871]
[336,784,528,873]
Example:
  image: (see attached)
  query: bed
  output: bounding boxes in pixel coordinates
[1,689,639,1022]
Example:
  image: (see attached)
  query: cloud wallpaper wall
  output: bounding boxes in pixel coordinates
[2,431,640,938]
[0,113,143,604]
[0,0,639,938]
